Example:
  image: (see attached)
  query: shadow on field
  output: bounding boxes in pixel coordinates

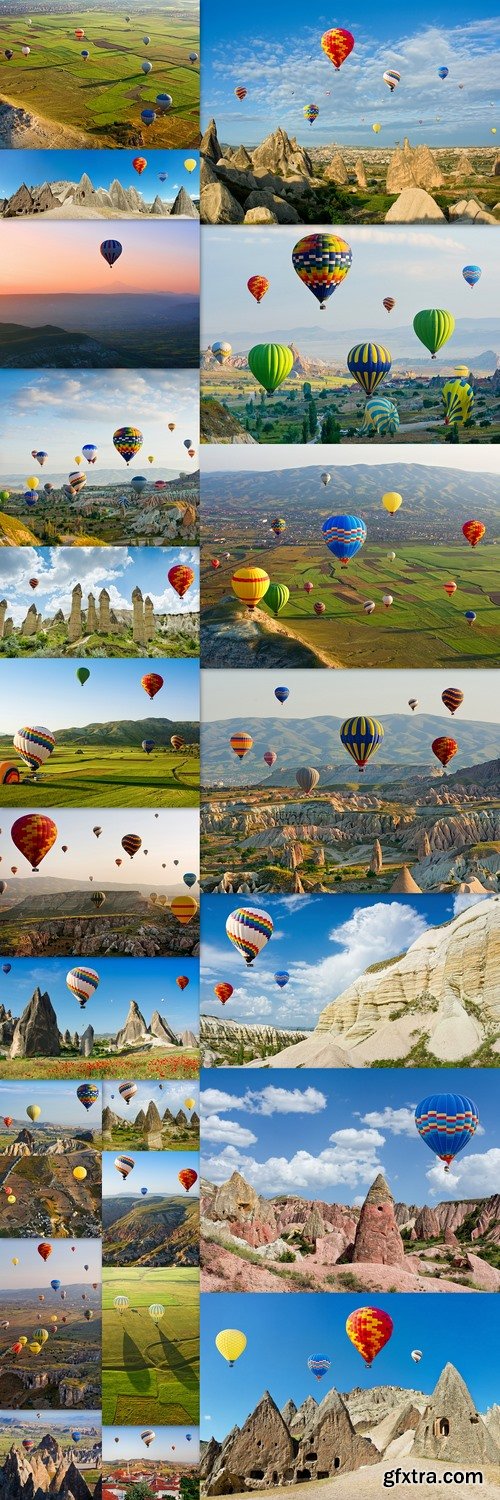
[158,1328,197,1390]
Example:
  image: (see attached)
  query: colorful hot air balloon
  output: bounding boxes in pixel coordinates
[115,1154,135,1180]
[178,1168,198,1192]
[274,686,289,705]
[226,906,273,965]
[296,767,320,795]
[113,427,143,464]
[141,673,163,699]
[361,397,399,437]
[100,240,122,269]
[215,1329,247,1365]
[322,514,367,567]
[462,264,481,289]
[347,343,391,394]
[50,1280,61,1291]
[82,445,97,465]
[307,1354,331,1380]
[247,344,294,394]
[76,1084,99,1111]
[383,297,395,313]
[270,517,286,537]
[13,726,55,773]
[321,28,354,69]
[383,69,400,91]
[118,1083,138,1105]
[122,834,142,858]
[441,688,464,716]
[11,814,57,871]
[132,156,147,174]
[234,86,247,100]
[263,583,289,617]
[212,341,232,365]
[248,275,269,304]
[141,1430,156,1447]
[346,1308,393,1366]
[171,895,198,925]
[415,1092,478,1169]
[437,66,449,79]
[231,566,270,610]
[340,717,384,772]
[462,520,485,548]
[114,1296,129,1313]
[274,971,289,988]
[303,103,319,125]
[382,492,402,516]
[292,234,351,310]
[176,975,189,991]
[230,733,253,761]
[214,982,234,1005]
[442,379,474,426]
[413,309,455,358]
[431,736,458,770]
[263,751,277,768]
[66,966,99,1009]
[171,735,185,751]
[314,601,326,615]
[443,581,457,597]
[37,1243,52,1262]
[168,564,195,597]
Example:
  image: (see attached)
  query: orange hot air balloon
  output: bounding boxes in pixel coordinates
[346,1307,393,1367]
[432,736,458,770]
[11,815,58,871]
[214,982,234,1005]
[230,733,253,761]
[75,27,85,38]
[141,673,164,700]
[168,422,176,432]
[3,1117,13,1127]
[462,520,486,548]
[37,1243,52,1262]
[171,895,198,925]
[178,1168,198,1192]
[247,275,269,304]
[168,565,195,598]
[132,156,147,174]
[321,27,354,69]
[234,86,247,100]
[176,975,189,991]
[441,688,464,716]
[443,581,457,597]
[383,297,395,313]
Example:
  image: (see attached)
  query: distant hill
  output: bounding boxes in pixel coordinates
[202,714,499,783]
[102,1192,199,1266]
[0,718,199,747]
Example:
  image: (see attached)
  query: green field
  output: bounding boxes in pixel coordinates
[202,542,499,668]
[0,744,200,807]
[102,1266,199,1424]
[0,8,199,147]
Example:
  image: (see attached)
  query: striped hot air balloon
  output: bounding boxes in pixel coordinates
[292,234,352,309]
[361,397,399,436]
[441,688,464,716]
[119,1082,138,1105]
[234,86,247,100]
[442,379,474,426]
[66,967,99,1008]
[231,566,270,610]
[171,895,198,925]
[100,240,122,269]
[13,726,55,773]
[171,735,185,751]
[321,514,367,567]
[340,716,384,772]
[263,583,290,617]
[121,834,142,858]
[230,733,253,760]
[431,736,458,770]
[226,906,273,964]
[462,520,485,548]
[415,1092,478,1169]
[383,297,395,313]
[114,1154,135,1179]
[383,68,400,91]
[347,343,392,395]
[307,1354,331,1379]
[346,1307,393,1367]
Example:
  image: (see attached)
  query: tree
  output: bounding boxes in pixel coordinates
[308,398,317,437]
[128,1484,155,1500]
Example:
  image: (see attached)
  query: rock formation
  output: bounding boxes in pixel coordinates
[324,151,348,184]
[370,839,383,874]
[10,988,61,1058]
[354,156,367,188]
[385,187,446,223]
[389,865,422,892]
[203,1385,378,1493]
[386,139,445,193]
[413,1363,500,1464]
[68,583,83,642]
[352,1174,405,1265]
[171,186,198,217]
[114,999,151,1049]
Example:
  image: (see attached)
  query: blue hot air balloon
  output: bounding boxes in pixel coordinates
[100,239,122,269]
[141,109,156,126]
[141,1187,148,1196]
[50,1280,61,1291]
[131,476,147,492]
[156,94,173,112]
[339,716,384,772]
[307,1354,331,1380]
[274,971,289,988]
[462,264,481,289]
[142,740,155,754]
[437,66,449,78]
[274,686,289,705]
[464,611,476,626]
[321,514,367,567]
[347,343,391,395]
[415,1093,478,1170]
[183,873,197,888]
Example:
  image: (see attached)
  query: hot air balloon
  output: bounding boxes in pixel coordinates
[29,578,39,590]
[321,28,354,69]
[383,297,395,313]
[462,520,485,548]
[234,86,247,100]
[114,1296,129,1313]
[141,60,153,74]
[313,601,326,615]
[296,767,320,795]
[50,1280,61,1291]
[437,66,449,78]
[413,309,455,358]
[263,583,289,617]
[226,906,273,965]
[247,344,294,394]
[171,895,198,925]
[2,965,11,973]
[26,1104,41,1124]
[91,891,106,909]
[307,1354,331,1380]
[408,699,418,712]
[77,1084,99,1111]
[179,1168,198,1192]
[122,834,142,858]
[113,427,143,464]
[141,1430,156,1447]
[372,122,381,133]
[75,28,85,38]
[115,1154,135,1180]
[442,379,474,425]
[171,735,185,752]
[82,445,97,465]
[13,727,55,773]
[142,739,155,755]
[383,68,400,91]
[132,156,148,175]
[230,732,253,761]
[141,672,163,699]
[66,966,99,1008]
[100,240,122,269]
[72,1166,87,1181]
[76,668,90,686]
[2,1117,13,1126]
[22,46,31,57]
[270,517,286,537]
[382,492,402,517]
[303,103,319,125]
[431,736,458,770]
[215,1329,247,1365]
[231,566,270,610]
[462,264,481,289]
[141,109,156,126]
[346,1307,393,1366]
[214,982,234,1005]
[361,397,399,437]
[212,340,232,365]
[322,514,367,566]
[26,476,39,490]
[347,343,391,394]
[247,275,269,304]
[183,872,197,888]
[168,564,194,597]
[321,471,331,486]
[415,1092,478,1169]
[340,717,384,772]
[11,814,57,871]
[441,688,463,716]
[274,686,289,705]
[292,234,351,310]
[303,581,314,594]
[411,1350,423,1363]
[274,971,289,988]
[465,610,477,626]
[176,975,189,991]
[264,751,277,768]
[37,1243,52,1262]
[149,1303,165,1323]
[443,581,457,597]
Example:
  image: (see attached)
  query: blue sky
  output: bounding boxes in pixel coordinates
[202,667,498,723]
[0,149,199,203]
[0,1411,100,1433]
[0,547,199,627]
[102,1079,199,1121]
[202,6,499,145]
[102,1149,199,1196]
[3,1237,101,1292]
[0,370,199,476]
[102,1425,198,1461]
[201,1291,499,1431]
[201,224,495,348]
[0,957,199,1036]
[0,657,199,732]
[200,892,484,1028]
[0,807,199,886]
[200,1067,498,1205]
[0,1079,102,1128]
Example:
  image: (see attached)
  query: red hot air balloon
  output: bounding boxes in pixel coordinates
[263,751,277,768]
[234,86,247,100]
[214,982,233,1005]
[247,275,269,304]
[346,1307,393,1367]
[168,565,195,598]
[443,581,457,597]
[383,297,395,313]
[303,581,314,594]
[176,975,189,990]
[314,601,326,615]
[141,673,163,700]
[132,156,147,174]
[441,688,464,716]
[37,1243,52,1262]
[321,27,354,69]
[462,520,486,548]
[29,578,39,590]
[122,834,141,859]
[178,1168,198,1192]
[432,736,458,769]
[11,815,57,871]
[211,558,221,570]
[3,1117,13,1127]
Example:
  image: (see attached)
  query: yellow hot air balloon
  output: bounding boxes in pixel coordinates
[74,455,82,465]
[19,1336,28,1346]
[28,1343,42,1355]
[26,477,39,490]
[454,365,469,377]
[231,566,270,611]
[372,122,381,133]
[184,158,196,172]
[382,491,402,516]
[215,1329,247,1366]
[184,1097,195,1110]
[11,1257,19,1265]
[72,1166,87,1181]
[7,1194,16,1204]
[27,1105,41,1122]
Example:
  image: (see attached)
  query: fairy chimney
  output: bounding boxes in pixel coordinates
[412,1363,500,1464]
[352,1174,405,1265]
[86,592,97,632]
[144,595,156,641]
[132,586,146,646]
[21,603,38,637]
[0,600,7,638]
[98,588,111,632]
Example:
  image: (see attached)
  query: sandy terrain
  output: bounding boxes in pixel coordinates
[0,98,89,148]
[200,1240,485,1294]
[217,1454,500,1499]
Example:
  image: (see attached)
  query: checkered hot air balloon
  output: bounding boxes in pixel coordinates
[346,1307,393,1367]
[415,1092,478,1169]
[113,427,143,464]
[292,234,352,309]
[11,814,58,871]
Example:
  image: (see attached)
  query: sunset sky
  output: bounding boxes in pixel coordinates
[0,807,199,886]
[0,221,199,296]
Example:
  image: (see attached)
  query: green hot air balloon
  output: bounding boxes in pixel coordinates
[248,344,294,394]
[263,583,290,617]
[76,668,90,687]
[412,309,455,359]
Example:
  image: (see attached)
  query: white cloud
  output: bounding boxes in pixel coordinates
[453,893,491,916]
[200,1085,327,1117]
[201,1113,258,1147]
[362,1107,416,1136]
[427,1148,500,1198]
[202,1126,386,1193]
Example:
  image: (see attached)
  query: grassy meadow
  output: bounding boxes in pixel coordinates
[0,743,200,807]
[101,1266,199,1424]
